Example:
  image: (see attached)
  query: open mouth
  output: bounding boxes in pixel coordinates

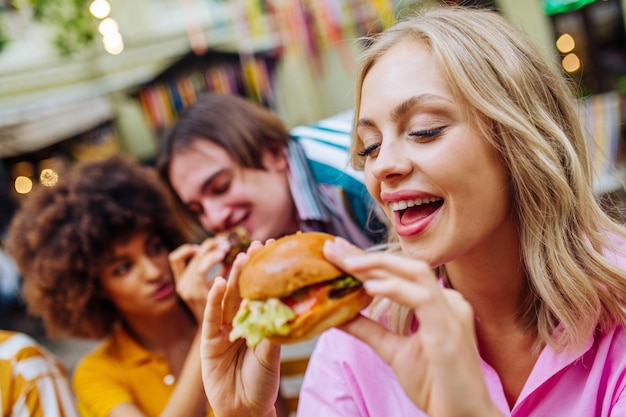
[391,197,443,225]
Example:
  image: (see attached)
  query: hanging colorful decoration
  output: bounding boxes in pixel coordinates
[542,0,596,15]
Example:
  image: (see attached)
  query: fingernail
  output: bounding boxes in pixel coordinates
[325,238,351,254]
[342,254,364,268]
[363,280,384,291]
[333,236,353,248]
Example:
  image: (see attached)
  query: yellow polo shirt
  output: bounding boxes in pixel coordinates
[72,328,212,417]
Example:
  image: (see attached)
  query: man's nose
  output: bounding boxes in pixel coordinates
[199,200,231,232]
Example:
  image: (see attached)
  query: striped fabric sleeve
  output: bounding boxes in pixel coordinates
[290,110,363,185]
[0,331,78,417]
[289,110,387,244]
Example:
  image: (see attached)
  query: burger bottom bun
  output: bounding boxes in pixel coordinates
[267,287,372,345]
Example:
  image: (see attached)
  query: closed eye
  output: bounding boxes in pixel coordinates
[358,143,380,157]
[409,127,444,141]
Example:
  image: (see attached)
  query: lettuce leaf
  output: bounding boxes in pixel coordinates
[229,298,296,348]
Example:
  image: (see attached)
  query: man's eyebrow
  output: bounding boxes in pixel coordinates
[182,168,224,206]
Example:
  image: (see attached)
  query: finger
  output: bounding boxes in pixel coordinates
[338,315,405,366]
[222,259,246,323]
[195,251,228,280]
[169,244,198,279]
[362,278,434,309]
[197,236,228,253]
[363,278,463,331]
[253,338,282,375]
[179,239,230,285]
[324,236,364,256]
[222,240,267,322]
[328,244,437,287]
[203,276,228,339]
[441,289,476,335]
[193,237,229,267]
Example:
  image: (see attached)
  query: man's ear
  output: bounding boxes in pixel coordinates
[260,147,288,172]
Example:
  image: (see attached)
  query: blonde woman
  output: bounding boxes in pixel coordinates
[199,5,626,417]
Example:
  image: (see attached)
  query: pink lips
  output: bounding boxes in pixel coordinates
[152,282,175,300]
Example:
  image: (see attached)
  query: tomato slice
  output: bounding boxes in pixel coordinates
[282,284,328,316]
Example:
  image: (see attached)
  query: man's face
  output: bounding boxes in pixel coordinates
[168,139,299,242]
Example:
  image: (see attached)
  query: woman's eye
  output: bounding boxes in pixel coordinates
[358,143,380,158]
[408,127,444,141]
[113,262,131,276]
[147,237,166,256]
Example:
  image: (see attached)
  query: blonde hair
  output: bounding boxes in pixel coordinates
[354,5,626,351]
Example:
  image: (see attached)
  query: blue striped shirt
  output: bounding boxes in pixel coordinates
[287,111,387,248]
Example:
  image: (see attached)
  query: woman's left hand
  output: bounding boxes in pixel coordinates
[323,237,503,417]
[200,241,281,417]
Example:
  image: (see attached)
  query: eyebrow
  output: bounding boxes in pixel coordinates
[357,94,452,128]
[182,168,225,207]
[102,255,125,266]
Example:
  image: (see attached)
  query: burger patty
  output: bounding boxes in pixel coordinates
[282,275,362,315]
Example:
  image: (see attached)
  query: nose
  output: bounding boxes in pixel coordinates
[198,199,231,233]
[370,140,412,182]
[141,256,162,281]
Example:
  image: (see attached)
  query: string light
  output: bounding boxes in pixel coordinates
[89,0,111,19]
[40,168,59,187]
[562,53,581,73]
[90,0,124,55]
[14,176,33,195]
[556,33,576,54]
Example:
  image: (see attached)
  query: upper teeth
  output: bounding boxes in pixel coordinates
[390,197,441,211]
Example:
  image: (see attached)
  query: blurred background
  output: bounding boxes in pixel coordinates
[1,0,626,365]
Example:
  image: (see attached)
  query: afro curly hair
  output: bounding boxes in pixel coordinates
[6,155,188,339]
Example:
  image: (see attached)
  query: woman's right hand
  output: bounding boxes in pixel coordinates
[200,241,281,417]
[169,237,230,321]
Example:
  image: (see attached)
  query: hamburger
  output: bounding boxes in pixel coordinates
[229,231,372,348]
[220,225,252,267]
[205,225,252,281]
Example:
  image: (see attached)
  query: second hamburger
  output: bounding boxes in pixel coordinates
[229,231,372,347]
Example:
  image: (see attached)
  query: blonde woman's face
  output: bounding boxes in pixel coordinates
[356,39,516,267]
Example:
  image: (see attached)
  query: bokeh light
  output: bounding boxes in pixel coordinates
[40,168,59,187]
[89,0,111,19]
[562,53,581,73]
[556,33,576,53]
[14,176,33,194]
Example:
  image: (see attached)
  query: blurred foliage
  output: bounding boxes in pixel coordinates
[0,20,8,53]
[0,1,9,53]
[0,0,96,56]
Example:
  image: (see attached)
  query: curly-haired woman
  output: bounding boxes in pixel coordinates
[6,155,224,417]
